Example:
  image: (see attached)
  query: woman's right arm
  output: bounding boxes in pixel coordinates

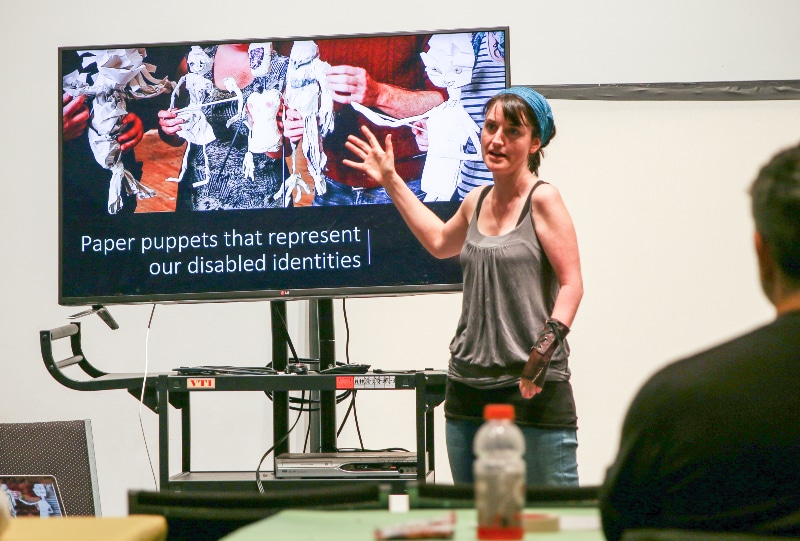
[344,126,475,259]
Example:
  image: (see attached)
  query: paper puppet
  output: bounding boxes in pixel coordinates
[62,48,174,214]
[272,155,312,206]
[283,41,334,197]
[351,33,480,202]
[16,484,53,518]
[241,43,283,184]
[245,88,282,153]
[184,75,243,189]
[169,46,216,186]
[245,43,282,154]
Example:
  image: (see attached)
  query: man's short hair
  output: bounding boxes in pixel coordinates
[750,141,800,285]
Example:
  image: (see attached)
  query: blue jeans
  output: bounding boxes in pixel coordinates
[312,177,425,205]
[446,418,579,486]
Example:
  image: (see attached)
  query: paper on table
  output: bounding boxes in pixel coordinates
[559,514,602,531]
[375,511,456,540]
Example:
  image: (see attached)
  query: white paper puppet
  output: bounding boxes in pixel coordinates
[245,43,282,154]
[246,88,282,154]
[16,484,53,518]
[169,46,216,186]
[283,41,334,198]
[241,43,283,184]
[351,33,480,202]
[63,49,174,214]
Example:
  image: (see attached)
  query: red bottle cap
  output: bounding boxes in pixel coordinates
[483,404,515,421]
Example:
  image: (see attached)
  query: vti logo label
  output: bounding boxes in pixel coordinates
[187,378,216,389]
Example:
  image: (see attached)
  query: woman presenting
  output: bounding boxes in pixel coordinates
[344,87,583,486]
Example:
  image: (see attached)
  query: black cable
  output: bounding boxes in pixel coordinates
[263,302,306,410]
[352,392,364,449]
[335,392,364,450]
[265,302,358,409]
[303,417,311,453]
[255,389,306,493]
[212,115,244,199]
[334,298,365,448]
[272,303,300,362]
[263,388,353,410]
[337,391,355,438]
[175,365,278,376]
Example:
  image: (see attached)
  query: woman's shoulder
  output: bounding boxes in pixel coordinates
[460,184,492,218]
[530,180,563,206]
[529,181,571,223]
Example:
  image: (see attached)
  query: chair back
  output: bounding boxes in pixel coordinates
[128,482,384,541]
[0,420,101,516]
[412,482,600,508]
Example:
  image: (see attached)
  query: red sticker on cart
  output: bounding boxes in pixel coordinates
[336,376,354,389]
[187,378,216,389]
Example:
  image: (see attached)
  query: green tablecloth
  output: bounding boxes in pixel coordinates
[220,507,604,541]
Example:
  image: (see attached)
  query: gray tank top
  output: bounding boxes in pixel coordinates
[448,182,570,389]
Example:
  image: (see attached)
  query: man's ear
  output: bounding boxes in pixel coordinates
[755,231,776,302]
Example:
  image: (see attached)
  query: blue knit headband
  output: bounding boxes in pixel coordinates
[496,86,554,146]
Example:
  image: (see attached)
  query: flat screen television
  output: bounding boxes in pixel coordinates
[59,28,509,305]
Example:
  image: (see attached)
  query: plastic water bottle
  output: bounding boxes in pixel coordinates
[474,404,526,540]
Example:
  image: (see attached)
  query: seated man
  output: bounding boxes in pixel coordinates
[599,141,800,540]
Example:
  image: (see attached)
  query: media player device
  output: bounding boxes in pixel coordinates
[275,451,418,479]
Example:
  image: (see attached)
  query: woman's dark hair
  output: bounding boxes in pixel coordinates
[483,93,557,174]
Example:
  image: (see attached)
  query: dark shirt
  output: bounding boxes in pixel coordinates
[599,310,800,540]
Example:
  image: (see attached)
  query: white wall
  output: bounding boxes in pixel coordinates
[2,0,800,517]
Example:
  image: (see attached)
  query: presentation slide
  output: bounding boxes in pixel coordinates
[59,29,508,304]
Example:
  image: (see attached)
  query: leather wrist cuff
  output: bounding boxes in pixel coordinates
[521,318,570,387]
[530,318,570,356]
